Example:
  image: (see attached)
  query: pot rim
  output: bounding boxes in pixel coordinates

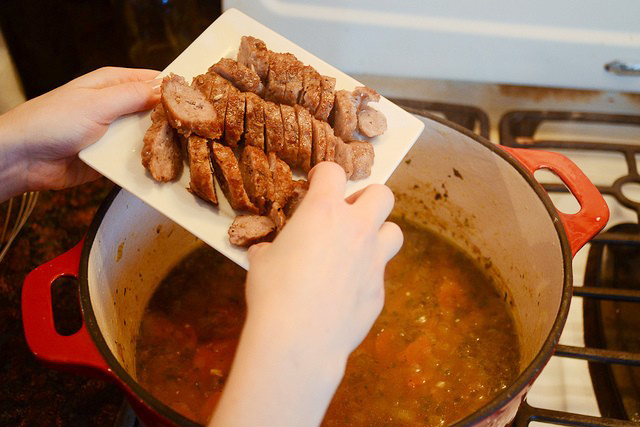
[78,111,574,427]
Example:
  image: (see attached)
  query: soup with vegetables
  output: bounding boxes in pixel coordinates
[135,218,520,425]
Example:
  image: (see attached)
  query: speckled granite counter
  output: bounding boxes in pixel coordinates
[0,178,124,427]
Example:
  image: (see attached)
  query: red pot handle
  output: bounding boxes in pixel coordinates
[21,240,112,378]
[502,147,609,257]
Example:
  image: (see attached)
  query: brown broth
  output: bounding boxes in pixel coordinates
[135,218,520,425]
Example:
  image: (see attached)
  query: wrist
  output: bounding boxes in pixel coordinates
[0,110,29,201]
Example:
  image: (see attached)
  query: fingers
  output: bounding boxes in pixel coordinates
[347,184,395,227]
[377,221,403,262]
[305,162,347,201]
[70,67,161,89]
[247,242,270,263]
[95,80,161,124]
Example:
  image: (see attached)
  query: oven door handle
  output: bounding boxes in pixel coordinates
[21,240,112,378]
[502,147,610,257]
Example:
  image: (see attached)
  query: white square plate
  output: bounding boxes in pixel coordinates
[79,8,425,270]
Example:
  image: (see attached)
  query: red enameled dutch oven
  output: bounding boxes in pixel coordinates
[22,112,609,427]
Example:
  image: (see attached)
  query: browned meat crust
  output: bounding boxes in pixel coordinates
[211,142,258,213]
[311,117,327,167]
[142,105,183,182]
[295,105,313,173]
[237,36,270,81]
[239,145,273,214]
[268,202,287,231]
[186,136,217,205]
[224,90,245,148]
[268,152,294,207]
[228,214,276,247]
[264,101,284,155]
[161,73,219,140]
[315,75,336,121]
[265,51,299,104]
[279,104,299,168]
[299,66,322,114]
[191,72,231,140]
[349,141,375,180]
[283,59,304,106]
[322,121,336,162]
[209,58,264,96]
[284,179,309,217]
[334,137,354,180]
[244,92,265,150]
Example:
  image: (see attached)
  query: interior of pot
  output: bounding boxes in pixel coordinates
[83,113,570,424]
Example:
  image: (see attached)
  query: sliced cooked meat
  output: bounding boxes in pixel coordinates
[349,141,375,180]
[311,117,327,167]
[284,179,309,217]
[209,58,264,96]
[283,59,304,106]
[268,152,294,207]
[161,73,219,139]
[237,36,270,81]
[315,75,336,121]
[186,136,217,205]
[352,86,381,106]
[142,108,183,182]
[279,104,299,168]
[299,66,322,115]
[331,89,358,142]
[224,90,245,148]
[358,106,388,138]
[264,51,297,104]
[334,137,354,180]
[211,142,258,213]
[295,105,313,173]
[192,72,231,140]
[264,101,285,155]
[239,145,273,214]
[244,92,265,150]
[322,122,336,162]
[268,202,287,231]
[228,214,276,247]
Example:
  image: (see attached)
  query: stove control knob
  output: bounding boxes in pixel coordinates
[604,60,640,76]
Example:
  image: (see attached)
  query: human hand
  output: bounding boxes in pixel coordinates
[0,67,160,201]
[209,162,403,427]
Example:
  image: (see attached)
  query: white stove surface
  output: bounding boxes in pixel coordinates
[356,74,640,423]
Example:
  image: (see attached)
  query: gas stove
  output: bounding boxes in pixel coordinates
[357,76,640,427]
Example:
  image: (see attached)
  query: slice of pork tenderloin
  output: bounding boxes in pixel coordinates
[237,36,270,82]
[310,117,327,167]
[349,141,375,180]
[268,201,287,231]
[209,57,264,96]
[322,122,336,162]
[279,104,299,168]
[331,89,359,142]
[315,75,336,121]
[264,51,299,105]
[224,90,245,148]
[141,107,183,182]
[268,152,294,208]
[186,136,218,205]
[211,142,258,213]
[244,92,266,150]
[191,72,231,140]
[264,100,285,156]
[161,73,219,140]
[294,105,313,173]
[228,214,276,247]
[299,66,322,115]
[284,179,309,218]
[352,86,387,138]
[333,136,354,180]
[283,58,305,106]
[239,145,273,214]
[150,103,166,123]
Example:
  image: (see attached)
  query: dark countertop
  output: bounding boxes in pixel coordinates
[0,178,124,427]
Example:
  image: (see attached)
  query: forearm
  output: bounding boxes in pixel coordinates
[209,308,347,427]
[0,110,28,202]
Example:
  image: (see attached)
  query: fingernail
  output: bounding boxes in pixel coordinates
[145,77,163,89]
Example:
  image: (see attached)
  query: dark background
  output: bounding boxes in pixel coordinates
[0,0,222,99]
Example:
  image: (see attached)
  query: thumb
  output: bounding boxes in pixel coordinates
[247,242,271,263]
[95,80,161,124]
